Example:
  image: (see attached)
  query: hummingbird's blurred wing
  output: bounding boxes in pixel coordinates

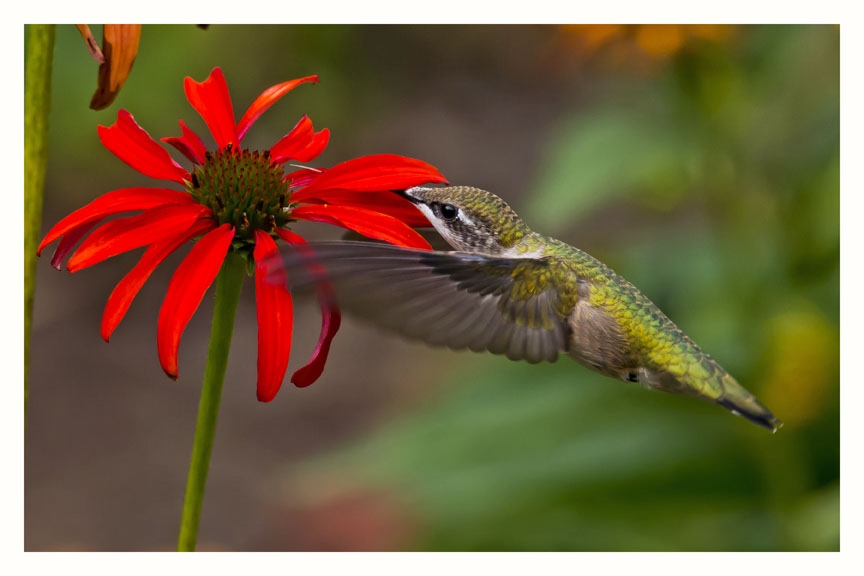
[269,241,574,364]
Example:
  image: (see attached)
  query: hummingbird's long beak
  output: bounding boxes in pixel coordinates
[398,185,444,204]
[394,188,421,204]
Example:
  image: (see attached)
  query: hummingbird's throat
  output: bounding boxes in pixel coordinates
[187,145,291,240]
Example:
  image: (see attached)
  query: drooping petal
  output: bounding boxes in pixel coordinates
[162,119,208,165]
[66,203,212,272]
[38,187,197,256]
[236,75,319,142]
[98,110,189,184]
[75,25,104,62]
[270,116,330,164]
[50,220,99,270]
[291,154,448,198]
[291,204,432,250]
[102,219,216,341]
[292,302,340,388]
[275,229,342,388]
[184,67,237,150]
[89,24,142,111]
[157,223,235,379]
[297,190,431,228]
[253,230,294,401]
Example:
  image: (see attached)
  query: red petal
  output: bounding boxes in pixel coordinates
[292,129,330,163]
[161,119,207,165]
[236,75,319,142]
[297,190,431,228]
[98,110,189,184]
[292,154,448,197]
[253,230,294,401]
[38,188,197,256]
[66,203,212,272]
[101,219,216,341]
[275,229,342,387]
[50,220,99,270]
[272,128,330,165]
[269,115,312,159]
[270,116,330,164]
[292,302,340,388]
[184,68,237,150]
[157,223,235,379]
[292,204,432,250]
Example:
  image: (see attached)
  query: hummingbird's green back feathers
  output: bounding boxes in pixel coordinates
[268,185,782,432]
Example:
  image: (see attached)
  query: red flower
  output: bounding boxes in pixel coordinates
[38,67,446,401]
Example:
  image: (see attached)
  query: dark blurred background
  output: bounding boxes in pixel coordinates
[26,25,839,551]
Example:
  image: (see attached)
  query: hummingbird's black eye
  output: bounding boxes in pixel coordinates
[439,203,458,221]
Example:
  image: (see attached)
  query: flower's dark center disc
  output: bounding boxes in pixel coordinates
[188,146,289,240]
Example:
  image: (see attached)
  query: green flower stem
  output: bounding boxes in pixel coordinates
[177,252,246,552]
[24,24,56,429]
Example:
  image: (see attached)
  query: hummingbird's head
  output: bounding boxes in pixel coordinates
[400,185,532,255]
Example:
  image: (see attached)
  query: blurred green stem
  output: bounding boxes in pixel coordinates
[177,252,245,552]
[24,24,56,429]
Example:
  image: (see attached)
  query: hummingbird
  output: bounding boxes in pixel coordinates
[273,185,782,432]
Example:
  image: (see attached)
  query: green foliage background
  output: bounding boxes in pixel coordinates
[30,25,838,551]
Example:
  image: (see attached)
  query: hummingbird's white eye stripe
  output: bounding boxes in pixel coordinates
[416,203,464,250]
[415,203,436,222]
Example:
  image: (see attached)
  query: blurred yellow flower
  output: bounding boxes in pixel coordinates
[759,303,839,427]
[560,24,733,63]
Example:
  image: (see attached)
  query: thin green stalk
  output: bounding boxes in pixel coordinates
[24,24,56,429]
[177,252,246,551]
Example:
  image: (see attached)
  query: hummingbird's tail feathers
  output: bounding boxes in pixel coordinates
[665,352,782,432]
[714,374,782,433]
[716,397,782,433]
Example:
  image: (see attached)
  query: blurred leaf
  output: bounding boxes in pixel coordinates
[528,105,695,231]
[283,358,804,550]
[786,483,840,551]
